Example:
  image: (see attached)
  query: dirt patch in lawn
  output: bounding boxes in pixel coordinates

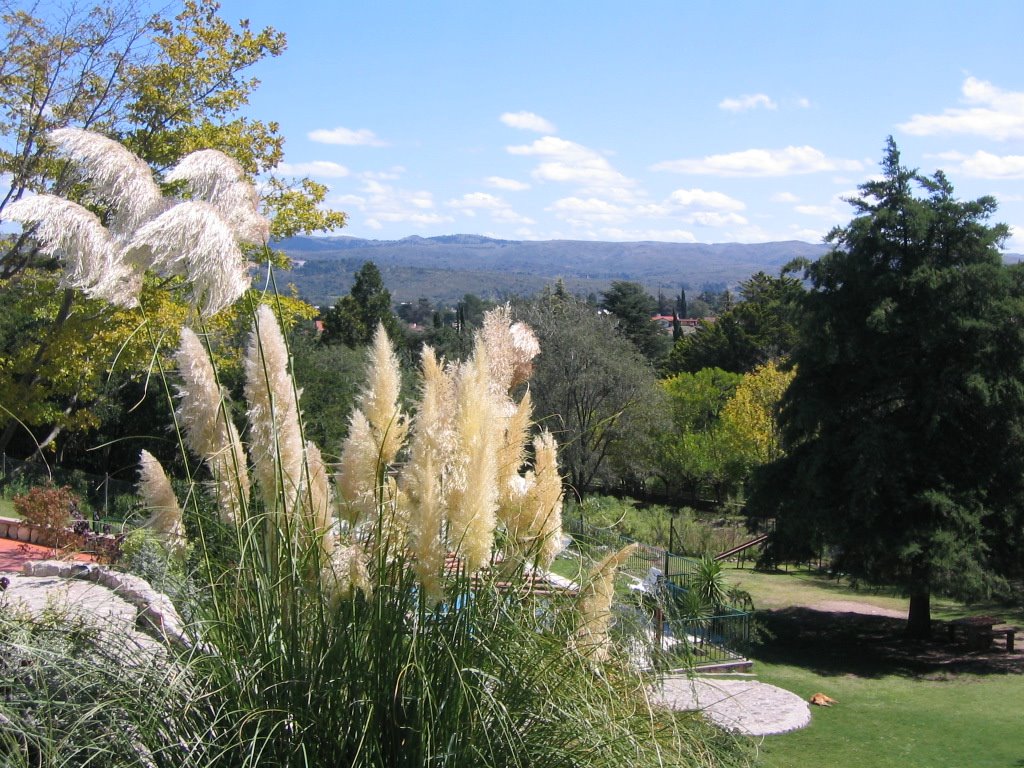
[754,606,1024,678]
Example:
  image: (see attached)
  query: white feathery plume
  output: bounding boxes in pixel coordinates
[508,321,541,389]
[336,325,408,529]
[175,328,250,523]
[244,305,304,522]
[446,343,499,573]
[575,544,637,662]
[480,305,541,396]
[124,201,250,316]
[401,346,456,597]
[361,324,408,463]
[498,427,563,568]
[47,127,165,235]
[301,439,335,561]
[336,409,380,525]
[166,149,270,244]
[137,450,187,560]
[496,390,532,501]
[4,195,140,307]
[525,430,564,568]
[322,541,372,604]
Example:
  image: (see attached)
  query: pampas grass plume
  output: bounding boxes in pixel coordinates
[529,430,564,568]
[401,346,455,597]
[176,328,250,522]
[47,127,165,235]
[125,202,250,316]
[166,149,269,244]
[302,439,335,560]
[362,324,408,463]
[576,543,637,662]
[446,345,499,573]
[244,305,304,521]
[138,450,187,560]
[4,195,140,307]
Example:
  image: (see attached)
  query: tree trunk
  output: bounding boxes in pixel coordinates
[907,589,931,639]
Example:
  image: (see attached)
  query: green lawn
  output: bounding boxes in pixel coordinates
[755,661,1023,768]
[727,567,1024,768]
[0,498,15,518]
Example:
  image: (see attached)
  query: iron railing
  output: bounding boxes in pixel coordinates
[565,515,751,667]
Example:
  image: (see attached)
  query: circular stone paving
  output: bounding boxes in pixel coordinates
[650,676,811,736]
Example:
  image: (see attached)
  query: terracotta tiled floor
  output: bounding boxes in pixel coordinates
[0,536,94,572]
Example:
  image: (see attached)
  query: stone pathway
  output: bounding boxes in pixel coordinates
[1,560,189,650]
[1,572,166,660]
[650,675,811,736]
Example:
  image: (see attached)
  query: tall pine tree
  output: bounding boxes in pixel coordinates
[751,138,1024,637]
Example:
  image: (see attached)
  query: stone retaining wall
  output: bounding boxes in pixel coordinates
[20,559,190,648]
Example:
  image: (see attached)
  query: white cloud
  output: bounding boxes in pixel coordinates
[500,111,557,133]
[790,225,829,242]
[719,93,777,112]
[507,136,637,199]
[652,146,863,177]
[597,227,697,243]
[360,167,405,181]
[1006,225,1024,253]
[669,188,746,211]
[899,77,1024,141]
[794,204,843,218]
[688,211,748,227]
[796,97,812,109]
[447,192,506,211]
[548,196,628,225]
[333,179,453,229]
[275,160,350,178]
[445,192,534,224]
[485,175,530,191]
[772,192,800,203]
[308,127,389,147]
[935,150,1024,179]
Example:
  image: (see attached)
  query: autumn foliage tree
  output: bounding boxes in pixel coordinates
[0,0,344,460]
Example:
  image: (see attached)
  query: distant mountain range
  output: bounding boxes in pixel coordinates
[274,234,1024,307]
[273,234,830,307]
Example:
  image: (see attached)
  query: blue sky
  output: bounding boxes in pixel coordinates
[218,1,1024,248]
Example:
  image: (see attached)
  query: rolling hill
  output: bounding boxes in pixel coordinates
[275,234,830,307]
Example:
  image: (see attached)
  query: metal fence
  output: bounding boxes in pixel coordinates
[565,514,751,667]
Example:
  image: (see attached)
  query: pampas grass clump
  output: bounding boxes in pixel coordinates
[6,130,748,768]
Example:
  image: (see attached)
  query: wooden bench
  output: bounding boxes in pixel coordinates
[994,626,1018,653]
[948,617,1018,652]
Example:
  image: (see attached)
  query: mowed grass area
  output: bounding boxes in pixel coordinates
[753,660,1023,768]
[726,566,1024,768]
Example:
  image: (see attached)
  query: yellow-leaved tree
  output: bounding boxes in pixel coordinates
[720,360,795,473]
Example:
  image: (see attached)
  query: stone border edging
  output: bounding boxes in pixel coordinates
[21,559,189,648]
[0,515,120,556]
